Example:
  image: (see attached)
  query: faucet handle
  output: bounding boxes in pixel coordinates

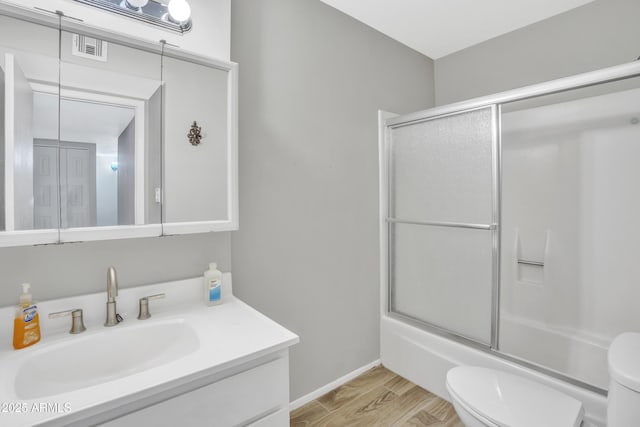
[137,293,166,320]
[49,309,86,334]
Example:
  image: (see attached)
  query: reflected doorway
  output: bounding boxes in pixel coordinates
[32,94,136,228]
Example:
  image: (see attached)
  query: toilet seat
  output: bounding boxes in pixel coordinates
[446,366,584,427]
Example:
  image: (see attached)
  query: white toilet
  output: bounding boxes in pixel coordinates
[446,332,640,427]
[607,332,640,427]
[446,366,584,427]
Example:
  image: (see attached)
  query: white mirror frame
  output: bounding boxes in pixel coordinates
[159,47,239,236]
[0,3,238,247]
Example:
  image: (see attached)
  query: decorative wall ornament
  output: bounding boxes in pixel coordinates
[188,121,202,146]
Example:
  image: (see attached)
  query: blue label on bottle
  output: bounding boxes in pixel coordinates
[23,305,37,322]
[209,286,221,301]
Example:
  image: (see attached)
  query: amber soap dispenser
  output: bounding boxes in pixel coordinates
[13,283,41,349]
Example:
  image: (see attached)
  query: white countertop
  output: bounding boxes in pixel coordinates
[0,274,299,426]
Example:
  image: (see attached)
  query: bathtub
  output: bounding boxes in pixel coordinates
[380,314,607,427]
[499,313,610,390]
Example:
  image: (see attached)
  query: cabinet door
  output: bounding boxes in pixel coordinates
[160,54,238,235]
[100,356,289,427]
[0,11,60,246]
[57,27,163,243]
[246,408,289,427]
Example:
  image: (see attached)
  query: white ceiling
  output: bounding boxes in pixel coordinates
[319,0,596,59]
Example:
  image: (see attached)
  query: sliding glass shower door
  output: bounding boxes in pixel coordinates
[383,62,640,392]
[387,106,499,345]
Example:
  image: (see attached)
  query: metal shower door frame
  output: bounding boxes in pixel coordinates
[380,60,640,396]
[385,104,500,348]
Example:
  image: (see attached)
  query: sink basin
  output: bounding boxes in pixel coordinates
[14,319,200,399]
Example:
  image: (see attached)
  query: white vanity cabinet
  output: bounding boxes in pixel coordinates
[0,275,298,427]
[100,352,290,427]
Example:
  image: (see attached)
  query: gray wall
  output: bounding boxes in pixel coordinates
[0,232,231,303]
[435,0,640,105]
[230,0,434,400]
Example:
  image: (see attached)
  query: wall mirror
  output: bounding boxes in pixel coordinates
[57,27,163,242]
[161,51,237,234]
[0,3,238,247]
[0,10,61,245]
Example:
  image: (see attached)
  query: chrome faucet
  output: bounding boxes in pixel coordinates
[105,266,121,327]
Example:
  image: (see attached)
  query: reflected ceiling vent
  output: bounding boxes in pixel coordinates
[72,34,108,61]
[72,0,192,34]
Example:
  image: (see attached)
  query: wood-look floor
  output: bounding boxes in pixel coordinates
[290,365,464,427]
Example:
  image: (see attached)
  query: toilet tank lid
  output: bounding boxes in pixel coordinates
[609,332,640,392]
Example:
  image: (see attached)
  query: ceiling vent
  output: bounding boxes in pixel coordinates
[72,34,108,62]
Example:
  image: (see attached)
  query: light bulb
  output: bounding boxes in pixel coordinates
[168,0,191,22]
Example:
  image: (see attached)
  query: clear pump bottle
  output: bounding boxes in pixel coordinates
[204,263,222,306]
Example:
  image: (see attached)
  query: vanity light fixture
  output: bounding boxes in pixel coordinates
[121,0,148,10]
[73,0,192,33]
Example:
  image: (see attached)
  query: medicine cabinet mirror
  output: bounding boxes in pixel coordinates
[57,27,163,242]
[161,49,238,235]
[0,10,61,246]
[0,4,238,247]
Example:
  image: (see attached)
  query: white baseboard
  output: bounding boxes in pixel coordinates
[289,359,382,411]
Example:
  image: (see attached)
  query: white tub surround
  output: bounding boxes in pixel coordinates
[381,316,606,427]
[0,274,299,426]
[499,313,609,389]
